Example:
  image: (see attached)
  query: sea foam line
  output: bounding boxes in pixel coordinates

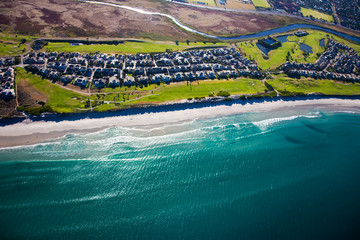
[252,113,320,131]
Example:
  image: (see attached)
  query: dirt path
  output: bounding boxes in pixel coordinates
[331,2,341,25]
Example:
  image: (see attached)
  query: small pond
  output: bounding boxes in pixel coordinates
[256,43,272,56]
[263,38,277,45]
[319,38,325,47]
[69,43,84,46]
[276,35,289,43]
[300,43,313,53]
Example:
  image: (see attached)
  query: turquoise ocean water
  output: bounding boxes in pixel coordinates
[1,108,360,239]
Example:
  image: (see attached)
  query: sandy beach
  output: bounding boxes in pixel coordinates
[1,98,360,149]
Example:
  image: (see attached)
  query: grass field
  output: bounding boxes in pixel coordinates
[251,0,270,9]
[16,68,89,113]
[128,79,266,104]
[301,7,334,23]
[89,78,266,111]
[0,34,36,56]
[267,77,360,95]
[44,41,229,54]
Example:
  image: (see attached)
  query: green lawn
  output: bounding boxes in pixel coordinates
[251,0,270,8]
[124,78,266,105]
[268,77,360,95]
[89,78,266,111]
[44,41,228,54]
[301,7,334,23]
[0,33,36,56]
[239,40,298,69]
[16,68,89,113]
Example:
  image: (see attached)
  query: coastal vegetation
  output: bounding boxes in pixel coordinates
[15,68,88,113]
[89,79,266,111]
[267,77,360,96]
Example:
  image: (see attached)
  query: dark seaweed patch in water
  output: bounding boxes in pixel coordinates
[304,123,326,134]
[284,135,306,144]
[256,43,271,56]
[300,43,313,53]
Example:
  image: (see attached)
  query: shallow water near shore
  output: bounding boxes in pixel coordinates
[1,108,360,239]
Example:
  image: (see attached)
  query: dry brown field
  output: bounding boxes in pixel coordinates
[0,0,299,40]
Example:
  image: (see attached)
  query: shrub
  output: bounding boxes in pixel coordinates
[24,106,53,116]
[293,91,306,96]
[16,106,25,111]
[278,90,294,97]
[194,96,204,100]
[217,91,230,97]
[263,91,277,98]
[187,97,193,101]
[264,81,274,91]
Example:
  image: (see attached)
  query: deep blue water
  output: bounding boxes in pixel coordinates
[1,109,360,239]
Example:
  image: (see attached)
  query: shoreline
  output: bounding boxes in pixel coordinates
[0,98,360,149]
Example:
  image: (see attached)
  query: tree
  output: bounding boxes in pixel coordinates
[286,51,291,62]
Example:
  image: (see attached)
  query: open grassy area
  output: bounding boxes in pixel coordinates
[268,77,360,95]
[239,29,359,70]
[44,41,229,54]
[16,68,89,113]
[301,7,334,23]
[129,78,266,103]
[251,0,270,9]
[89,78,266,111]
[0,33,36,56]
